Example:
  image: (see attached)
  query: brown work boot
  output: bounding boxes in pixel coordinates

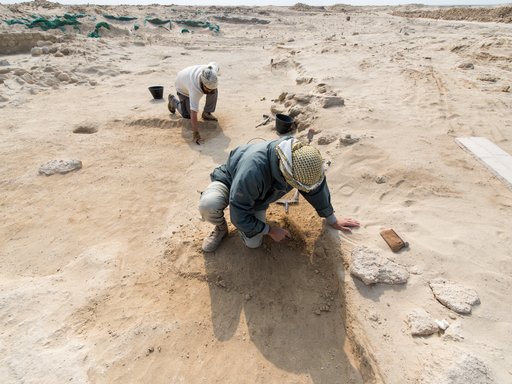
[168,94,176,114]
[202,111,218,121]
[202,221,228,252]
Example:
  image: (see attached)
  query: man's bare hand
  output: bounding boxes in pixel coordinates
[268,226,291,242]
[329,218,360,233]
[193,131,203,145]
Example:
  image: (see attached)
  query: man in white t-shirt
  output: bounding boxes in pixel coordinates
[168,62,219,144]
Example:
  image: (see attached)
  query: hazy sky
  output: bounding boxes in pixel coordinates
[1,0,507,6]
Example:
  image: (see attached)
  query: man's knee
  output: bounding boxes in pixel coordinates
[198,197,218,217]
[245,242,262,249]
[242,234,263,249]
[198,183,228,220]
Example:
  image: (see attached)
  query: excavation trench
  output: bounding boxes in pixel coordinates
[162,196,383,383]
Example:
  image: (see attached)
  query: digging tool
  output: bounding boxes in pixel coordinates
[276,189,299,213]
[255,114,274,128]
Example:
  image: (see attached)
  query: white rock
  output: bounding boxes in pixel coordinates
[435,319,450,331]
[422,353,493,384]
[31,47,43,56]
[350,246,409,285]
[407,308,439,336]
[39,159,82,176]
[443,320,464,341]
[429,278,480,314]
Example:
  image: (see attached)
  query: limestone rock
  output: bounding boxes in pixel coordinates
[443,320,465,342]
[350,246,409,285]
[422,353,494,384]
[339,134,360,146]
[31,47,43,56]
[39,159,82,176]
[293,93,313,104]
[406,308,439,336]
[288,105,303,118]
[429,278,480,314]
[321,96,344,108]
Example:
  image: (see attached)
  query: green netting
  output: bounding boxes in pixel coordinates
[64,13,87,20]
[144,18,171,26]
[87,21,110,38]
[4,18,31,25]
[103,14,137,21]
[4,14,84,31]
[134,23,139,30]
[4,14,220,34]
[173,19,220,32]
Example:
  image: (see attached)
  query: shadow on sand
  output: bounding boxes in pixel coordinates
[179,118,231,165]
[203,219,363,383]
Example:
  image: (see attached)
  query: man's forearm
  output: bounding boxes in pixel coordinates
[191,110,199,132]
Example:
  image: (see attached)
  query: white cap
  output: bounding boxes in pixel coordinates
[200,63,219,90]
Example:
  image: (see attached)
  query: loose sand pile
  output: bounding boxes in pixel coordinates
[1,1,512,383]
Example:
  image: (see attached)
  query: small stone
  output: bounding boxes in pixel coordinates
[406,308,439,336]
[36,40,50,47]
[443,320,464,341]
[31,47,43,56]
[435,319,449,331]
[57,73,70,82]
[39,159,82,176]
[317,135,337,145]
[288,105,303,118]
[339,134,360,146]
[458,62,474,70]
[321,96,344,108]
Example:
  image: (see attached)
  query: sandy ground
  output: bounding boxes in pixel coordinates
[1,2,512,383]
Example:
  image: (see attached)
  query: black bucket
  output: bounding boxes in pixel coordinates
[148,86,164,99]
[275,113,295,134]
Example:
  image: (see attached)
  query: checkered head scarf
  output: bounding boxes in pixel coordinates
[276,138,325,192]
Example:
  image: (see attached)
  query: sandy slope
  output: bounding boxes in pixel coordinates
[1,2,512,383]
